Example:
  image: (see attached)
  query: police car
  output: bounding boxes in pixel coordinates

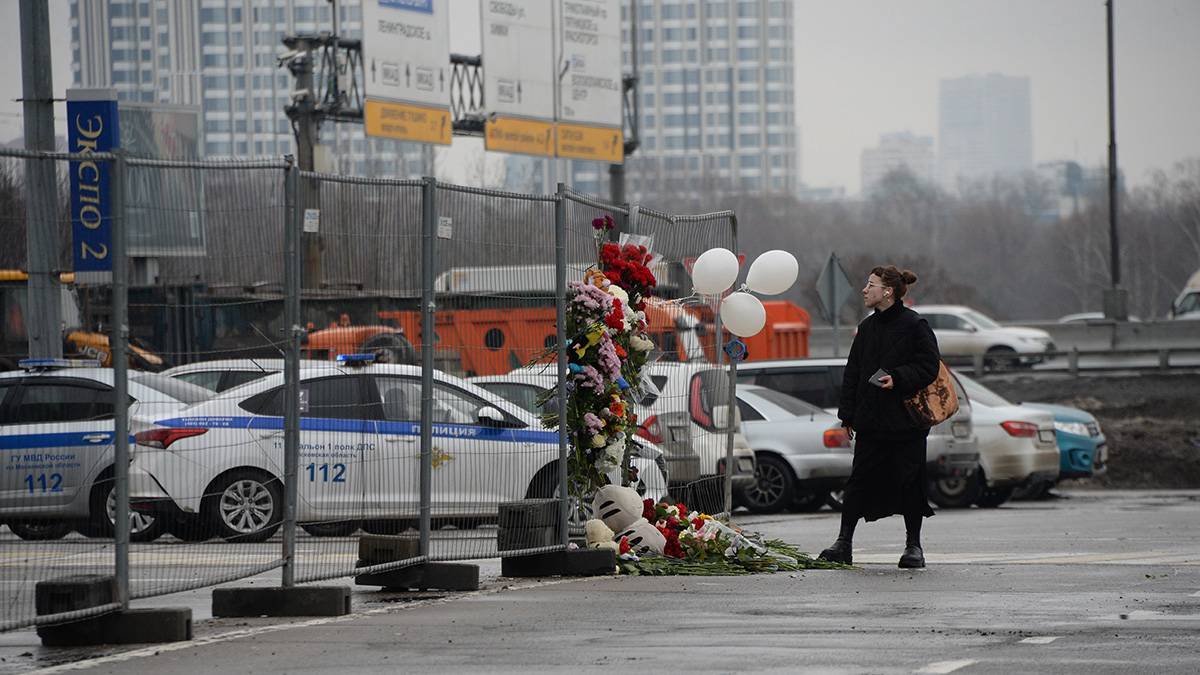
[129,356,669,542]
[0,359,211,541]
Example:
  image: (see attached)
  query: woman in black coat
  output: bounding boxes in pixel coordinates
[818,265,940,568]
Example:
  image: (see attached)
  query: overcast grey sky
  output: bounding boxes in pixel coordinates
[3,0,1197,195]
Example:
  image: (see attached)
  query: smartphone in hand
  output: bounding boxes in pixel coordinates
[868,368,889,388]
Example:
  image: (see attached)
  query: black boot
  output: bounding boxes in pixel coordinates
[899,544,925,568]
[900,513,925,568]
[819,510,858,564]
[819,539,853,565]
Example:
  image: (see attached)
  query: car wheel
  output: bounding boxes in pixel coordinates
[976,484,1015,508]
[207,469,283,543]
[985,346,1020,371]
[928,470,983,509]
[78,474,165,542]
[526,463,591,532]
[104,485,165,542]
[739,454,795,514]
[301,520,361,537]
[8,520,74,540]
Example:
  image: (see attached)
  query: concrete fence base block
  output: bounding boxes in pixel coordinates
[355,562,479,592]
[501,548,617,578]
[497,525,559,552]
[498,499,560,528]
[211,586,351,618]
[357,534,420,566]
[37,608,192,647]
[35,574,116,616]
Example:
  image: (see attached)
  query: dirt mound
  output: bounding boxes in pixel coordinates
[982,373,1200,489]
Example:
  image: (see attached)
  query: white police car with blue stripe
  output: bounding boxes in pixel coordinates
[129,357,668,542]
[0,360,210,541]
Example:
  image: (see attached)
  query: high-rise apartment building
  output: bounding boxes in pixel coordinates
[860,132,935,194]
[937,73,1033,191]
[70,0,423,174]
[570,0,799,203]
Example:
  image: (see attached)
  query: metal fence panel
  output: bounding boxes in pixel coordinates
[621,203,741,514]
[426,183,566,561]
[1,147,742,631]
[0,151,120,631]
[290,173,426,583]
[119,159,293,601]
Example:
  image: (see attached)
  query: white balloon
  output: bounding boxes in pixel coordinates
[690,248,740,295]
[721,292,767,337]
[745,250,799,296]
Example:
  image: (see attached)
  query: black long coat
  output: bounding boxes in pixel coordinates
[837,301,941,521]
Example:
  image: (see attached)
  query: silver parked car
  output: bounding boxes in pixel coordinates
[733,384,852,514]
[736,358,980,506]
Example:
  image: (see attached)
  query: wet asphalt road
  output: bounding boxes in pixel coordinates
[4,490,1199,674]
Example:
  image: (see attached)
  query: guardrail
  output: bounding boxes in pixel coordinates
[947,346,1200,377]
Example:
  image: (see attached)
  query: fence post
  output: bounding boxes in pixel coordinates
[972,353,985,377]
[111,152,130,609]
[419,177,437,556]
[281,158,301,587]
[722,212,738,518]
[1069,348,1080,377]
[1158,349,1169,372]
[555,184,570,545]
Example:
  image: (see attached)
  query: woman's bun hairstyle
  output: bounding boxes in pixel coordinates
[871,265,918,299]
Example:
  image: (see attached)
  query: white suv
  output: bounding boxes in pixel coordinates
[912,305,1055,367]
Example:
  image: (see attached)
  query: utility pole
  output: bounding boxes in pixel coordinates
[287,37,323,289]
[1103,0,1127,320]
[609,0,640,214]
[19,0,62,359]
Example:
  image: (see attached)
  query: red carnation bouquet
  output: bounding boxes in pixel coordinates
[600,242,657,311]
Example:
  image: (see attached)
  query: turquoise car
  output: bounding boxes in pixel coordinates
[1020,403,1107,481]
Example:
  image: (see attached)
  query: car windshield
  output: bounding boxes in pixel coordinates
[749,387,826,418]
[963,310,1001,329]
[954,373,1010,407]
[131,372,214,404]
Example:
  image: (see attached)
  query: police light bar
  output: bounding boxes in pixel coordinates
[18,358,103,371]
[335,353,376,365]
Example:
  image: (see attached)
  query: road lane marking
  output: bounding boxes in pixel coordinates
[915,660,977,673]
[1019,636,1060,644]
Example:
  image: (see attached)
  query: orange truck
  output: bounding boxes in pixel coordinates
[301,262,809,375]
[303,302,810,377]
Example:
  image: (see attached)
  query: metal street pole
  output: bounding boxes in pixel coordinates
[1103,0,1126,320]
[19,0,62,359]
[1106,0,1120,290]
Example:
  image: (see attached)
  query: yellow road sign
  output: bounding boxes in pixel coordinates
[556,123,624,163]
[484,117,556,157]
[364,99,452,145]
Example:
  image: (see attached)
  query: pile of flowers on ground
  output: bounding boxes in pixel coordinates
[540,216,660,501]
[583,486,847,575]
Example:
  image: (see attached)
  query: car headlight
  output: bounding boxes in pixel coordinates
[1053,421,1090,437]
